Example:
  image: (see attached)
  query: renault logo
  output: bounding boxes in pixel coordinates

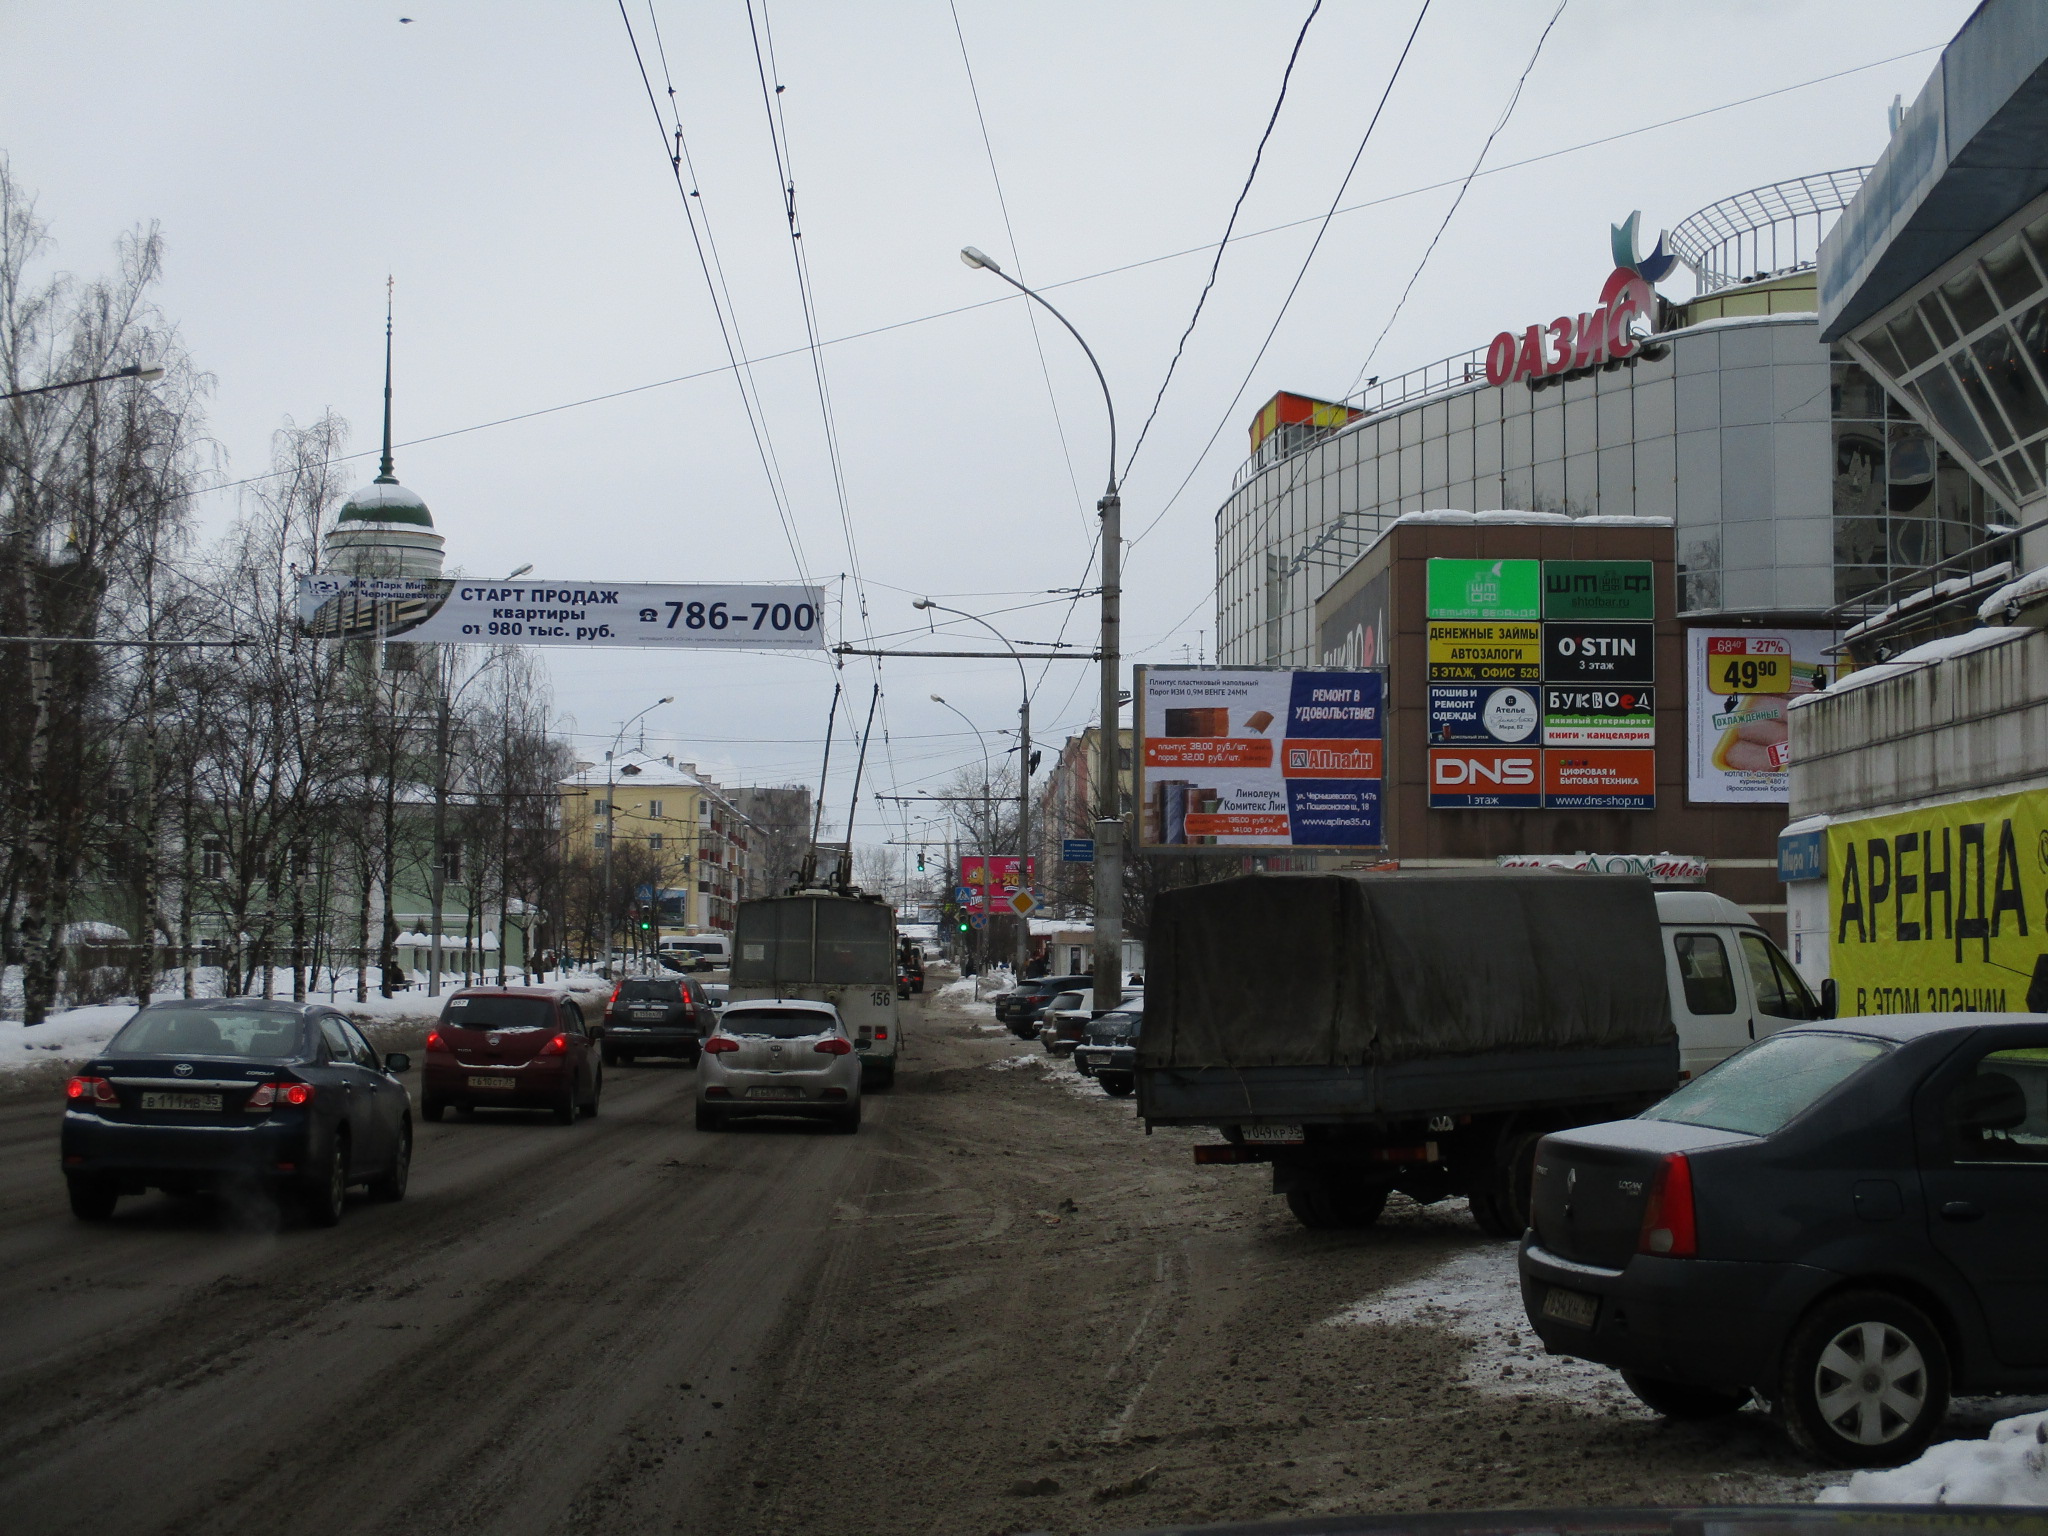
[174,1062,194,1078]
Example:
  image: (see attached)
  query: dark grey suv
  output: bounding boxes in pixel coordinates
[600,976,711,1065]
[1519,1013,2048,1467]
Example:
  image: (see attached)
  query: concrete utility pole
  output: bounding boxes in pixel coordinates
[915,600,1033,976]
[960,246,1121,1010]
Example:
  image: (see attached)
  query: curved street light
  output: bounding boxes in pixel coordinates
[918,600,1033,973]
[929,692,993,967]
[961,245,1124,1006]
[600,695,674,971]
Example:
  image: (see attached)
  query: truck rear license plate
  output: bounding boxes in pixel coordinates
[1541,1286,1599,1328]
[140,1092,221,1112]
[748,1086,804,1100]
[467,1076,515,1090]
[1240,1125,1304,1144]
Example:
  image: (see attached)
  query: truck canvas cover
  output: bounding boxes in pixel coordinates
[1139,872,1673,1072]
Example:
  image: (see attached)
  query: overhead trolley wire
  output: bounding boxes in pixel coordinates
[615,0,816,589]
[1345,0,1568,397]
[1119,0,1323,486]
[1125,0,1435,556]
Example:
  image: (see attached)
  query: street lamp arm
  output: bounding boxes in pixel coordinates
[1,363,165,402]
[913,599,1029,699]
[963,258,1116,494]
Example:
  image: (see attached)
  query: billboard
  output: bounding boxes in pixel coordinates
[958,855,1036,914]
[1425,621,1542,681]
[1137,667,1383,850]
[1686,629,1836,803]
[1426,558,1539,620]
[1427,684,1541,745]
[1427,746,1542,809]
[1541,622,1655,684]
[1827,791,2048,1016]
[1542,686,1654,746]
[297,576,826,649]
[1542,560,1654,620]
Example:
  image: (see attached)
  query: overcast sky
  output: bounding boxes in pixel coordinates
[1,0,1975,856]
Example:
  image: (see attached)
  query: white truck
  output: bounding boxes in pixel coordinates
[729,891,900,1088]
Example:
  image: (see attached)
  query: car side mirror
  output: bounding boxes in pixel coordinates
[385,1052,411,1074]
[1819,978,1838,1020]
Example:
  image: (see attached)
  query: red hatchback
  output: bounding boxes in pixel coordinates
[422,989,601,1124]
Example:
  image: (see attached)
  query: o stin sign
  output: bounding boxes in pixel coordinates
[1484,267,1657,388]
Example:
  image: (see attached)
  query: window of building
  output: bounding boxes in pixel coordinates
[440,845,462,883]
[200,838,225,881]
[648,799,664,818]
[594,832,607,849]
[594,799,610,815]
[649,834,663,851]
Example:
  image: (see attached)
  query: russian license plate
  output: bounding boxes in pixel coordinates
[747,1086,804,1100]
[467,1075,516,1090]
[140,1092,221,1112]
[1541,1285,1599,1328]
[1240,1124,1305,1144]
[634,1008,666,1018]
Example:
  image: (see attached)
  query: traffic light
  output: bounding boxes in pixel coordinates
[957,919,968,933]
[639,917,652,932]
[917,850,926,872]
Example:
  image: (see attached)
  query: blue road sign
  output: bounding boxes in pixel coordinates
[954,885,975,904]
[968,912,988,930]
[1061,838,1095,864]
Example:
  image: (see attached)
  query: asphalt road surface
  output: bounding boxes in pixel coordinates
[0,979,1916,1535]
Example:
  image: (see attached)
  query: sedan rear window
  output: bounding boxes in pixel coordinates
[108,1007,307,1059]
[443,996,554,1030]
[1642,1031,1891,1137]
[721,1008,836,1039]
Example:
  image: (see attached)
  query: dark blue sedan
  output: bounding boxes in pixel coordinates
[61,999,413,1225]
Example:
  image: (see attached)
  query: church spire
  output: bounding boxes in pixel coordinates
[376,276,397,484]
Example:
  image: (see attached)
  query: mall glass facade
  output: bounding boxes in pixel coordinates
[1217,302,1998,666]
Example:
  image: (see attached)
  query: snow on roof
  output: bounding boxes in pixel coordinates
[559,750,725,792]
[1977,562,2048,625]
[1843,561,2012,640]
[61,921,130,944]
[1360,509,1672,560]
[1793,624,2028,703]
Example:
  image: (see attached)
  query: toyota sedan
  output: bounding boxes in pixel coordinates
[696,998,861,1133]
[60,999,412,1225]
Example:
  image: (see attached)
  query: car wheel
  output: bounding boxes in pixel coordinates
[694,1102,724,1132]
[455,1102,475,1120]
[583,1067,602,1119]
[682,1049,699,1068]
[1622,1372,1751,1420]
[303,1134,348,1227]
[1075,1057,1095,1078]
[1468,1189,1519,1239]
[601,1042,620,1067]
[1101,1074,1135,1098]
[554,1079,579,1125]
[862,1060,896,1091]
[368,1121,411,1202]
[421,1098,445,1123]
[1776,1290,1951,1467]
[1284,1179,1389,1230]
[66,1175,118,1222]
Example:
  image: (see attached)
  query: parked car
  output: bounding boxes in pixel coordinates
[1042,988,1141,1058]
[60,999,412,1226]
[696,998,861,1133]
[1072,997,1145,1095]
[601,975,711,1065]
[423,988,601,1124]
[1519,1012,2048,1468]
[996,974,1092,1039]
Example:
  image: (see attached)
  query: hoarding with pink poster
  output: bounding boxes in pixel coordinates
[1136,666,1383,850]
[1684,628,1836,803]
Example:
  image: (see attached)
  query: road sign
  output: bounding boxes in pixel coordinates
[968,913,988,930]
[1060,839,1095,864]
[954,885,975,905]
[1009,889,1038,916]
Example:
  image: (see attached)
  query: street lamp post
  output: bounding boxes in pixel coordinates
[929,692,992,972]
[0,362,164,402]
[960,246,1122,1009]
[916,600,1032,976]
[600,696,673,973]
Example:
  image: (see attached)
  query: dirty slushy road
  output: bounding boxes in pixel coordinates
[0,977,1834,1536]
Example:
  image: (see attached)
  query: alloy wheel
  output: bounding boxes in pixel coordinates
[1813,1321,1928,1445]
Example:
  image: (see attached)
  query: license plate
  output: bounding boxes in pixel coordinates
[1541,1286,1599,1328]
[1241,1124,1305,1144]
[467,1075,516,1090]
[634,1009,666,1018]
[747,1086,804,1100]
[140,1092,221,1112]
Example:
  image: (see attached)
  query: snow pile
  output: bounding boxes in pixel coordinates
[988,1053,1040,1071]
[1329,1243,1645,1414]
[0,1006,139,1073]
[935,976,998,1017]
[1978,564,2048,625]
[1819,1409,2048,1505]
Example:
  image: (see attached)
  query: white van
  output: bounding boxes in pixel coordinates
[659,933,731,970]
[1655,889,1819,1080]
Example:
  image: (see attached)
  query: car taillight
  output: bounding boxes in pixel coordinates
[66,1075,117,1108]
[814,1037,853,1056]
[539,1034,569,1056]
[702,1036,739,1054]
[246,1082,315,1110]
[606,984,621,1018]
[1638,1152,1697,1257]
[425,1030,447,1052]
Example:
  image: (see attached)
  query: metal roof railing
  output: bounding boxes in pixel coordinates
[1666,168,1869,294]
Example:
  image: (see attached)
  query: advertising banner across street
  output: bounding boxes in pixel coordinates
[1137,667,1383,850]
[297,576,827,650]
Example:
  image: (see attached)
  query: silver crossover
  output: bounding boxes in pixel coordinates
[696,998,862,1133]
